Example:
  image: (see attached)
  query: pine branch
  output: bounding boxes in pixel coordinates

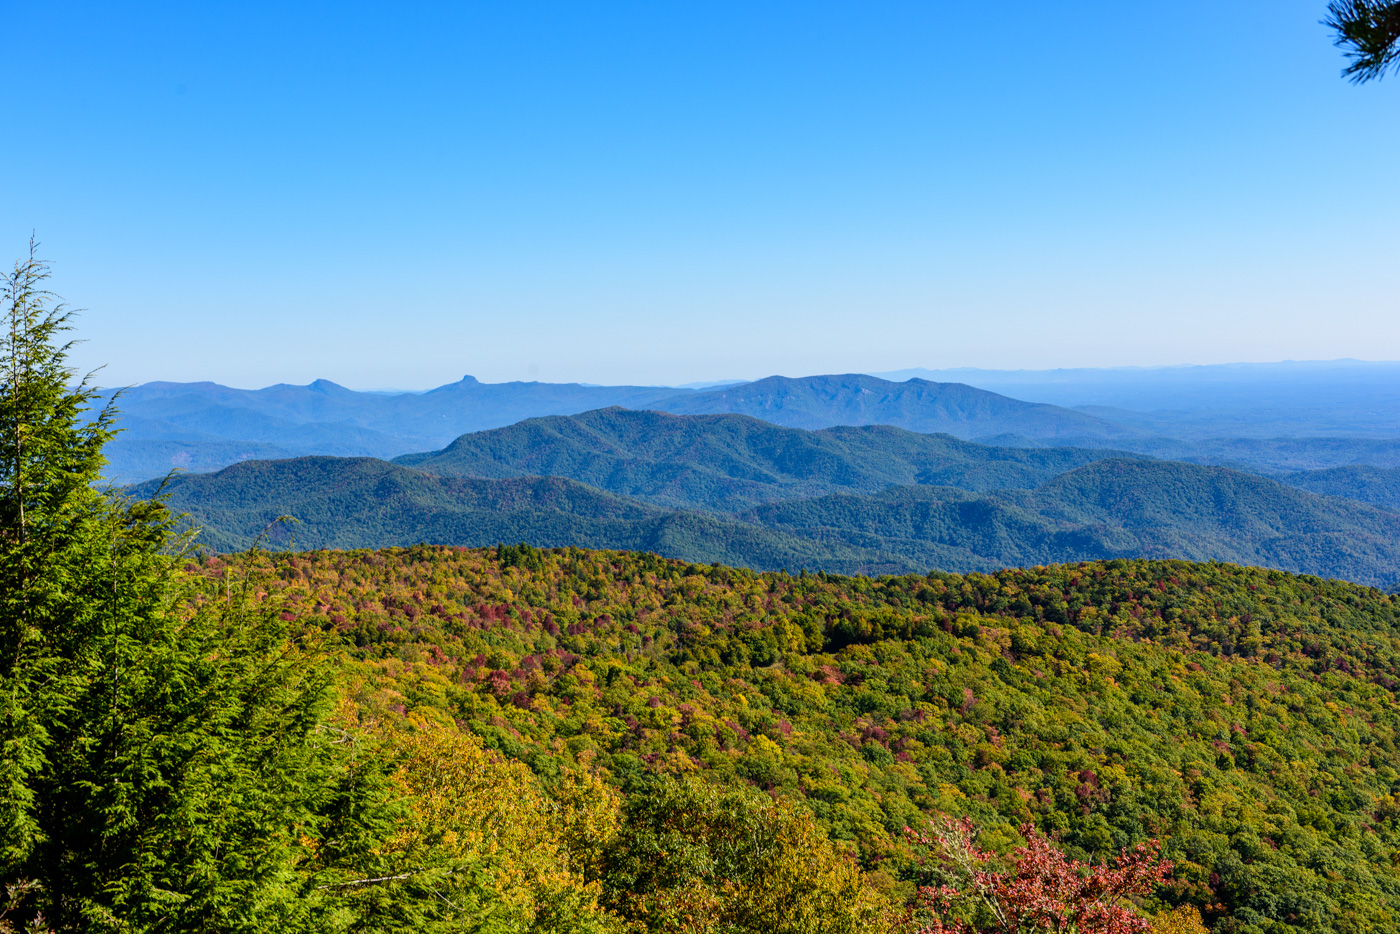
[1326,0,1400,82]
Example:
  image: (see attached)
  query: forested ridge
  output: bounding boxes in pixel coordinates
[137,444,1400,589]
[394,407,1132,509]
[1280,466,1400,513]
[213,543,1400,933]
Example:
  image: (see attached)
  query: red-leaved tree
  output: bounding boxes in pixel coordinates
[905,817,1171,934]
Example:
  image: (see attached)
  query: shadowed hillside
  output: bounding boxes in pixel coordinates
[130,457,925,573]
[744,459,1400,588]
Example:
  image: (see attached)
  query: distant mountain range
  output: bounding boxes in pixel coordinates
[97,375,687,475]
[99,368,1400,485]
[646,374,1136,440]
[877,360,1400,437]
[131,409,1400,589]
[99,373,1142,483]
[105,366,1400,587]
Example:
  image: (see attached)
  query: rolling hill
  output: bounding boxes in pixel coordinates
[1278,465,1400,512]
[140,452,1400,589]
[128,457,913,572]
[744,459,1400,587]
[395,407,1138,511]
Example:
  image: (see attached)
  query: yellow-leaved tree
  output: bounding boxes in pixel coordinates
[598,774,898,934]
[335,714,622,934]
[1151,906,1210,934]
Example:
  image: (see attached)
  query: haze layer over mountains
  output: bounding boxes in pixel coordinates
[100,361,1400,484]
[112,362,1400,591]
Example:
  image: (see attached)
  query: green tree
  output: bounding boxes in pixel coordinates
[599,774,896,934]
[0,245,389,932]
[1326,1,1400,82]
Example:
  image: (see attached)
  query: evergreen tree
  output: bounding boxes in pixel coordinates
[1326,1,1400,82]
[0,244,389,932]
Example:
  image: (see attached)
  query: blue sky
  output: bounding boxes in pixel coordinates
[4,1,1397,389]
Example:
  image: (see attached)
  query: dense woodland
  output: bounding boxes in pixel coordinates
[1280,466,1400,513]
[206,544,1400,933]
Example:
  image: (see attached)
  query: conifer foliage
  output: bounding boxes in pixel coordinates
[0,247,386,932]
[1326,0,1400,82]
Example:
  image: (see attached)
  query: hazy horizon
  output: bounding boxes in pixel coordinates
[100,356,1400,395]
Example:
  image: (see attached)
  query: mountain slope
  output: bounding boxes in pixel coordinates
[1278,465,1400,512]
[130,457,912,572]
[144,453,1400,588]
[233,546,1400,932]
[745,459,1400,588]
[396,407,1136,511]
[652,374,1139,439]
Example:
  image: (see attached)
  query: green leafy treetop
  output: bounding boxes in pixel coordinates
[0,245,401,933]
[1326,1,1400,82]
[599,774,896,934]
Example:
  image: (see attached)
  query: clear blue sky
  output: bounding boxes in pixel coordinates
[4,1,1397,389]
